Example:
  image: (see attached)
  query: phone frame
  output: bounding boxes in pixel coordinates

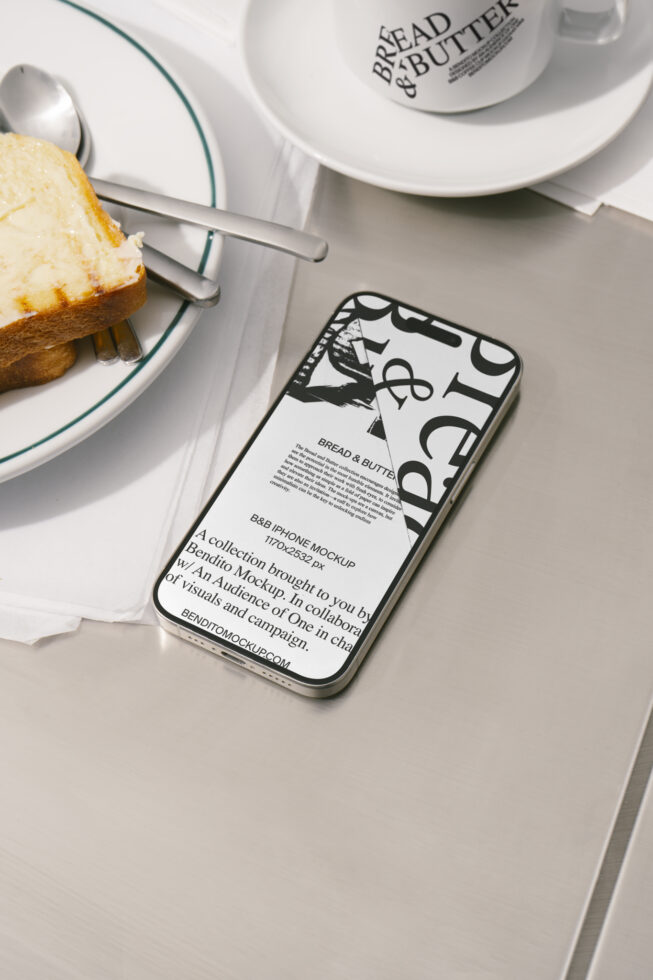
[154,294,522,697]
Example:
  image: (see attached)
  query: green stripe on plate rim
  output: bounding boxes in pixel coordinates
[1,0,218,466]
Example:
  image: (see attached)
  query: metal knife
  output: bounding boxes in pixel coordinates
[91,178,328,264]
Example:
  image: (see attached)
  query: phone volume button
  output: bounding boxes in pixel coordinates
[450,460,476,505]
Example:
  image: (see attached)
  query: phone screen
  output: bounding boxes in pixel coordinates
[154,293,520,693]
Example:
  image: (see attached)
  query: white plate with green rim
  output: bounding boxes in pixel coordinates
[0,0,225,483]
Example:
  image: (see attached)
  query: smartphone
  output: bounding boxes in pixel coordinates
[154,292,521,697]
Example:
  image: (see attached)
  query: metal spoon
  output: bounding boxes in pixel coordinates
[0,64,221,310]
[0,66,222,364]
[72,92,222,310]
[0,64,328,263]
[0,63,81,150]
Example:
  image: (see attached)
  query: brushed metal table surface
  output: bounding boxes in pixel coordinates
[588,719,653,980]
[2,169,653,980]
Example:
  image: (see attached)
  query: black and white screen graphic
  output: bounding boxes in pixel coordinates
[156,294,520,684]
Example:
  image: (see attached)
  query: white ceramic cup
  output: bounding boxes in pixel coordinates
[333,0,630,112]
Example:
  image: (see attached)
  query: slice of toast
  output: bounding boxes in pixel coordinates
[0,341,77,393]
[0,133,146,368]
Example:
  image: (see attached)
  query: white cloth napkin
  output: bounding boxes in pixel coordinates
[534,79,653,219]
[0,0,318,644]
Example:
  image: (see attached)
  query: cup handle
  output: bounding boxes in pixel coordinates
[559,0,629,43]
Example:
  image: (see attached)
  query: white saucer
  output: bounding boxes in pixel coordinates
[242,0,653,197]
